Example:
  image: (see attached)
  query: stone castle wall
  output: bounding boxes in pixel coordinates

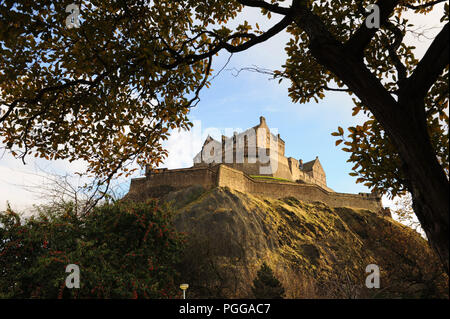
[129,164,382,212]
[216,165,382,212]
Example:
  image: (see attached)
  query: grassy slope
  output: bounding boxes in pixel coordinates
[167,186,448,299]
[249,175,295,183]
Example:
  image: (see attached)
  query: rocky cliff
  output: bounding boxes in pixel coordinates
[126,185,448,298]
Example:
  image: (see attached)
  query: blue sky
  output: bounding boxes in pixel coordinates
[0,4,445,212]
[181,53,369,194]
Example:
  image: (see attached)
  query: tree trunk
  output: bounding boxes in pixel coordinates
[307,39,449,273]
[367,101,449,275]
[393,99,449,274]
[360,84,450,275]
[411,183,449,274]
[363,92,449,275]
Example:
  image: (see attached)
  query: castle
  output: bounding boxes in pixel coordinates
[128,117,384,214]
[192,116,330,191]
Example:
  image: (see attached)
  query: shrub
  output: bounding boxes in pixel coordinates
[0,200,184,299]
[251,263,285,299]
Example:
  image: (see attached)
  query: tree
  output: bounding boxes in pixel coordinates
[0,200,185,298]
[391,193,425,236]
[251,262,285,299]
[20,166,128,215]
[1,1,448,271]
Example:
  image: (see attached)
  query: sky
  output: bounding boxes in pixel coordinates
[0,3,446,215]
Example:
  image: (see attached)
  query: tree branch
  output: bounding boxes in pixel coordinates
[385,21,407,83]
[402,0,447,10]
[403,22,449,98]
[321,85,350,92]
[162,14,294,69]
[0,74,107,124]
[236,0,291,15]
[345,0,400,56]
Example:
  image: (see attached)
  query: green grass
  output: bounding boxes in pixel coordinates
[250,175,294,183]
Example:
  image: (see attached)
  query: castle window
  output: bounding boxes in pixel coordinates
[244,135,248,157]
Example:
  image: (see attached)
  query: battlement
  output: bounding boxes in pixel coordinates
[130,164,383,214]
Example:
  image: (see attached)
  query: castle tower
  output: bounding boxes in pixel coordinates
[192,117,328,189]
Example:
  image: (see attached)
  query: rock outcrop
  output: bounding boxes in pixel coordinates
[129,185,449,298]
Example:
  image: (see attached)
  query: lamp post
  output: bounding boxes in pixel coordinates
[180,283,189,299]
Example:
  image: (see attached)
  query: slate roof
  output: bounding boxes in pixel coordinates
[302,158,318,172]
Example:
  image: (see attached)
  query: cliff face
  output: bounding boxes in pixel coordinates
[132,185,448,298]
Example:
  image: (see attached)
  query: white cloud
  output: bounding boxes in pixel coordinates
[0,164,46,212]
[160,125,202,169]
[0,149,92,212]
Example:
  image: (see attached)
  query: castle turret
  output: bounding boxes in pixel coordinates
[259,116,266,126]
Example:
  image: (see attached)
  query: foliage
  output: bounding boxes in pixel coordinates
[391,193,425,235]
[19,167,128,216]
[284,0,449,198]
[1,1,445,187]
[251,262,285,299]
[331,68,448,197]
[176,233,246,298]
[0,200,184,298]
[0,0,212,182]
[1,0,448,269]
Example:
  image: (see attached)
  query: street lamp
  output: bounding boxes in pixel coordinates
[180,283,189,299]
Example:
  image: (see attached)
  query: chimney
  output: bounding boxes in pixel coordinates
[259,116,266,125]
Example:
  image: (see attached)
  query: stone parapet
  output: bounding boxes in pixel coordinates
[129,164,383,213]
